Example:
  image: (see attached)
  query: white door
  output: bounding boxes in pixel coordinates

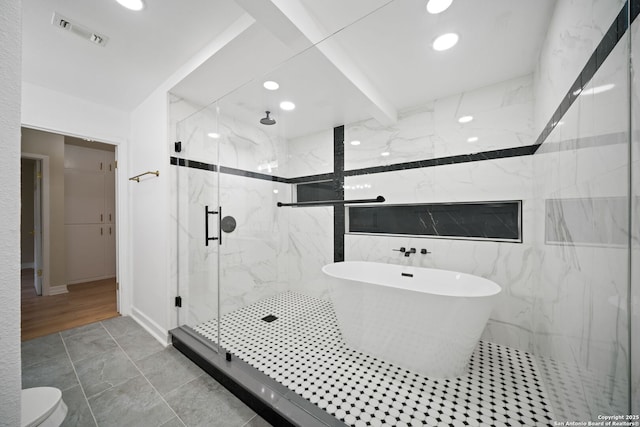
[33,160,43,296]
[65,224,105,282]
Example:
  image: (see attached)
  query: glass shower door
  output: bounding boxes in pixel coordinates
[175,104,222,350]
[215,99,290,356]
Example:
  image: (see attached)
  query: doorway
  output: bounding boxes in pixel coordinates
[20,157,44,295]
[20,128,120,340]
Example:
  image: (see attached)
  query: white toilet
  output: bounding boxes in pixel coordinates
[21,387,68,427]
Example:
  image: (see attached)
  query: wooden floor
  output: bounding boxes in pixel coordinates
[21,269,119,341]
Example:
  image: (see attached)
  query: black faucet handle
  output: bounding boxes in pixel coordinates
[409,248,416,253]
[393,247,406,252]
[420,249,431,254]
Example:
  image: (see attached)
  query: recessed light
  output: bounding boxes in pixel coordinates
[280,101,295,111]
[207,132,220,139]
[467,136,478,142]
[273,189,279,194]
[350,140,361,146]
[432,33,458,51]
[458,115,473,123]
[263,81,279,90]
[426,0,453,14]
[381,152,390,157]
[115,0,144,11]
[580,83,615,95]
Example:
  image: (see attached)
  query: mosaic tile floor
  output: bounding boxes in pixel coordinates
[194,291,555,427]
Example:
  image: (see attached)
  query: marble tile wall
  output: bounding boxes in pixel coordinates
[286,206,334,301]
[531,31,630,418]
[533,0,626,136]
[283,128,335,299]
[286,129,333,178]
[217,172,290,316]
[174,102,289,177]
[344,75,534,170]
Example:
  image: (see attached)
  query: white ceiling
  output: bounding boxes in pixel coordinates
[333,0,556,109]
[172,0,557,139]
[22,0,245,110]
[21,0,557,139]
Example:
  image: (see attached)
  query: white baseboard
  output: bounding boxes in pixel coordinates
[48,285,68,295]
[66,275,116,285]
[130,307,170,346]
[21,262,35,270]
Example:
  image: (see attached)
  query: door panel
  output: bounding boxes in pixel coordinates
[64,144,106,172]
[104,152,116,223]
[105,224,116,277]
[64,170,105,224]
[176,105,220,349]
[65,224,105,282]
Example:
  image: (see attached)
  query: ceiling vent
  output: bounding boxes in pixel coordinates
[51,12,109,47]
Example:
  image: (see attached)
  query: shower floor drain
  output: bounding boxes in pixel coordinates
[261,314,278,323]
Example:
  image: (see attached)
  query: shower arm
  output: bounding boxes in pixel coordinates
[277,195,385,207]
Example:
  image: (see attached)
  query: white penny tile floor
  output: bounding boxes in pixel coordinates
[194,291,555,427]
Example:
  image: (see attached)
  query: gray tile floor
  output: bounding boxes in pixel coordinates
[21,316,272,427]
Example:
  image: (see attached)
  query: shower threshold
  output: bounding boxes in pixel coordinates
[170,325,344,427]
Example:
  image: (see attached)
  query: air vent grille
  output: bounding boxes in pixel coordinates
[51,12,109,47]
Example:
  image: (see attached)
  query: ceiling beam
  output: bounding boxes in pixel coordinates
[235,0,398,125]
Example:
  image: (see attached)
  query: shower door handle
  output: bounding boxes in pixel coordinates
[205,205,220,246]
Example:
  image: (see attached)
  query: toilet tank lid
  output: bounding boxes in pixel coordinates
[21,387,62,427]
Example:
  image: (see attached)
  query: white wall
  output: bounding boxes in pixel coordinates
[129,90,172,340]
[0,0,22,423]
[22,82,129,144]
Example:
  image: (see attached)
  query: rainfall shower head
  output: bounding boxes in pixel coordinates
[260,111,276,125]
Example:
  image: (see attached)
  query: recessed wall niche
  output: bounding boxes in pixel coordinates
[347,201,522,242]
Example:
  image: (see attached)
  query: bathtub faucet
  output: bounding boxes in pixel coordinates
[393,247,414,256]
[393,247,430,256]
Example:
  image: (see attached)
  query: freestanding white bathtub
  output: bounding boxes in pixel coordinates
[322,261,501,378]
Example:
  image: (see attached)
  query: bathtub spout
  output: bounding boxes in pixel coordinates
[404,248,417,257]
